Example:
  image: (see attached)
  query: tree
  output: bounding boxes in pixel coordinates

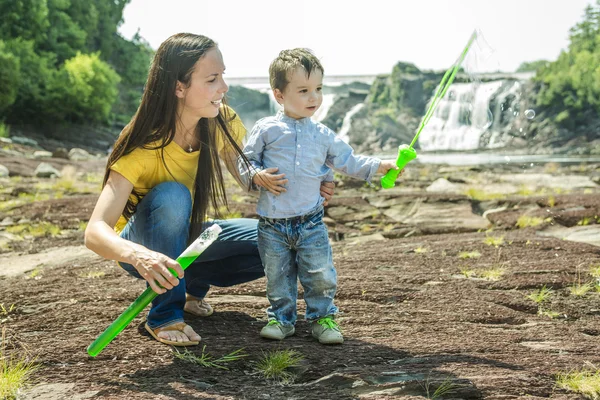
[0,0,49,44]
[534,0,600,126]
[516,60,549,73]
[48,52,120,123]
[568,1,600,53]
[2,39,56,123]
[0,0,146,127]
[40,0,87,64]
[0,41,20,113]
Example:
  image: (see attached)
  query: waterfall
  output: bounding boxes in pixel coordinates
[485,81,522,148]
[418,81,505,150]
[266,89,282,115]
[338,103,364,143]
[313,94,336,122]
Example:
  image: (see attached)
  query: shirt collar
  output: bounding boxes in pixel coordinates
[276,110,311,125]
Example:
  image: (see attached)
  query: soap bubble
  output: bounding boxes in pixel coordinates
[467,105,493,130]
[524,109,536,119]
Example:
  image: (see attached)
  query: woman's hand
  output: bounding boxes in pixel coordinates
[132,248,184,294]
[320,181,335,206]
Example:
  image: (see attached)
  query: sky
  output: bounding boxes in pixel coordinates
[119,0,594,78]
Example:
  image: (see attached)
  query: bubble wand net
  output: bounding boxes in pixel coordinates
[381,31,478,189]
[86,224,223,357]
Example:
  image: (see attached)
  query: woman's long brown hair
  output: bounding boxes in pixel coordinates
[103,33,248,243]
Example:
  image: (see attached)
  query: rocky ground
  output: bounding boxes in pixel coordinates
[2,144,600,399]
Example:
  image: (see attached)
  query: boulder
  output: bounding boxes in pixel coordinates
[34,162,61,178]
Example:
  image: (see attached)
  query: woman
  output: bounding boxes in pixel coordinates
[85,33,334,346]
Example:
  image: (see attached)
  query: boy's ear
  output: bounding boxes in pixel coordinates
[273,88,284,105]
[175,81,186,98]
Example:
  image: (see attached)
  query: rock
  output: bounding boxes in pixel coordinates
[68,148,92,161]
[11,187,33,196]
[0,164,8,177]
[53,147,69,159]
[537,225,600,247]
[0,148,22,156]
[0,217,13,226]
[383,200,490,233]
[425,178,462,194]
[34,162,61,178]
[11,136,38,147]
[498,173,597,190]
[33,150,53,159]
[347,233,386,245]
[21,383,98,400]
[482,205,509,219]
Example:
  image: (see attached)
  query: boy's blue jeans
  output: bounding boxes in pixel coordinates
[118,182,264,329]
[257,206,338,326]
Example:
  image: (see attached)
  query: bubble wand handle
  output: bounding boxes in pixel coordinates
[86,225,223,357]
[381,31,477,189]
[380,144,417,188]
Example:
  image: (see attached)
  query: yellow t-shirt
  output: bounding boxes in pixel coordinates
[111,110,246,233]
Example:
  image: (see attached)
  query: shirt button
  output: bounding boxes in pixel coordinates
[296,162,300,165]
[298,129,302,132]
[297,144,301,148]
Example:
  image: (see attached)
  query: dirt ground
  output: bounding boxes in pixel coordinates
[2,156,600,399]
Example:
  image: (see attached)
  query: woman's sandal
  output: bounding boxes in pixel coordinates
[144,322,200,346]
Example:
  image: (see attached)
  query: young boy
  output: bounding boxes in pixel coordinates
[239,48,399,344]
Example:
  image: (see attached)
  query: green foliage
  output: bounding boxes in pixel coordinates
[516,60,549,72]
[458,251,481,259]
[0,328,40,399]
[109,33,153,123]
[173,346,247,370]
[48,52,120,123]
[0,122,9,138]
[483,235,504,247]
[515,215,546,228]
[534,0,600,126]
[556,367,600,398]
[41,0,87,64]
[0,41,19,112]
[527,285,553,304]
[255,349,304,383]
[2,38,56,122]
[0,0,50,44]
[0,0,147,127]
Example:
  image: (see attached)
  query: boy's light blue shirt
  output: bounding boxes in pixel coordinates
[239,111,381,219]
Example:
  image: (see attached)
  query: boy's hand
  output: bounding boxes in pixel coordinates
[253,167,288,195]
[377,160,403,176]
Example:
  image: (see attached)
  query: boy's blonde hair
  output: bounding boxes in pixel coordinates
[269,48,324,92]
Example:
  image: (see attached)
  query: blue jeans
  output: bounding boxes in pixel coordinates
[257,207,338,326]
[118,182,264,329]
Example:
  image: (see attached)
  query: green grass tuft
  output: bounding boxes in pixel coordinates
[173,346,246,370]
[0,329,40,399]
[556,367,600,399]
[255,349,304,384]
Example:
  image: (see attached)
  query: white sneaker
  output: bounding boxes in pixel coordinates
[311,316,343,344]
[260,320,295,340]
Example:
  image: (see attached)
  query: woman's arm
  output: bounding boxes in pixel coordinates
[84,171,183,294]
[221,147,246,189]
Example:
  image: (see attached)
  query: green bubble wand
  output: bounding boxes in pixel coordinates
[381,30,478,189]
[87,224,223,357]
